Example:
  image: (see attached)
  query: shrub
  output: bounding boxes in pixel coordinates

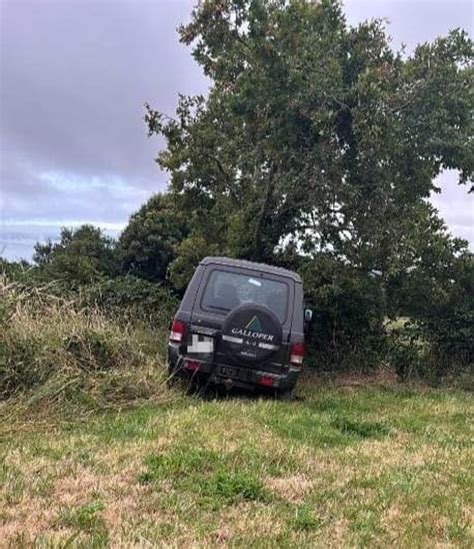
[79,275,178,324]
[33,225,117,285]
[389,316,473,385]
[301,257,388,371]
[387,247,473,382]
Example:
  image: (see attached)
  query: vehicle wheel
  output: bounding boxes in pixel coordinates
[185,373,207,396]
[278,388,295,401]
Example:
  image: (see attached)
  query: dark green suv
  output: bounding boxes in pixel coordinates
[168,257,311,398]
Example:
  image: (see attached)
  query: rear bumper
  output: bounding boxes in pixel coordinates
[168,344,300,391]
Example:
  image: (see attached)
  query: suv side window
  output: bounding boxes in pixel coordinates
[201,268,288,323]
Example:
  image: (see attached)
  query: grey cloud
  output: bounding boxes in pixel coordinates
[1,0,206,258]
[3,167,151,223]
[0,0,472,260]
[1,0,206,182]
[432,172,474,245]
[345,0,472,50]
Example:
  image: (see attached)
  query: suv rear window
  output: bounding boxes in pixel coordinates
[201,269,288,322]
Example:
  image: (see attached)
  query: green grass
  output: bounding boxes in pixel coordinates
[1,381,473,547]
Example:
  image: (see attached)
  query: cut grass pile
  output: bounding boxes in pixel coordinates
[1,383,472,547]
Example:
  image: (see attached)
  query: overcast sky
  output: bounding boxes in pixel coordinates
[1,0,473,260]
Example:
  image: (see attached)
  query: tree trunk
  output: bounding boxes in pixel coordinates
[252,166,276,261]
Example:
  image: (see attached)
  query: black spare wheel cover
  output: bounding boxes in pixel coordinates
[221,304,283,363]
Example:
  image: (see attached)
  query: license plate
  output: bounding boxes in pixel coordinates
[187,334,214,354]
[220,366,237,377]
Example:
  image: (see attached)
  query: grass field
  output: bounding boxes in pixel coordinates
[1,377,472,547]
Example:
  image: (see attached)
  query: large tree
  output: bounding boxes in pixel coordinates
[146,0,472,278]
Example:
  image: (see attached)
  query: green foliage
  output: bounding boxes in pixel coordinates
[58,501,106,532]
[117,193,189,282]
[389,313,473,384]
[79,275,178,324]
[300,255,387,370]
[385,203,471,318]
[147,0,472,274]
[290,505,323,532]
[209,471,267,503]
[56,501,108,547]
[33,225,117,285]
[2,1,472,382]
[139,446,269,506]
[388,326,423,382]
[168,234,221,292]
[1,256,178,325]
[0,258,32,281]
[387,224,473,381]
[142,0,473,373]
[0,335,45,397]
[332,418,390,439]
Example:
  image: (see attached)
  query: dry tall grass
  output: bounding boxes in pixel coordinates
[0,277,171,416]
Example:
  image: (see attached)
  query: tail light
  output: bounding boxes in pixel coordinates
[258,375,276,387]
[290,342,305,366]
[170,319,186,342]
[185,360,201,371]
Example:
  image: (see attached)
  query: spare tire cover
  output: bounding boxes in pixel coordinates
[221,304,283,363]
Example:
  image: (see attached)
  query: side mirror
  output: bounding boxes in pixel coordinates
[304,308,313,323]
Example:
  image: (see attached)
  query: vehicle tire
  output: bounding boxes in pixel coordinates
[278,387,295,401]
[221,303,283,364]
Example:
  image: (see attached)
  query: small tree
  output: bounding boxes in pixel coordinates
[33,225,117,285]
[117,193,189,283]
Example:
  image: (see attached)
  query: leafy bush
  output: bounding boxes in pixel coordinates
[389,316,473,385]
[301,257,388,371]
[0,259,179,325]
[388,249,473,383]
[33,225,117,285]
[79,275,178,324]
